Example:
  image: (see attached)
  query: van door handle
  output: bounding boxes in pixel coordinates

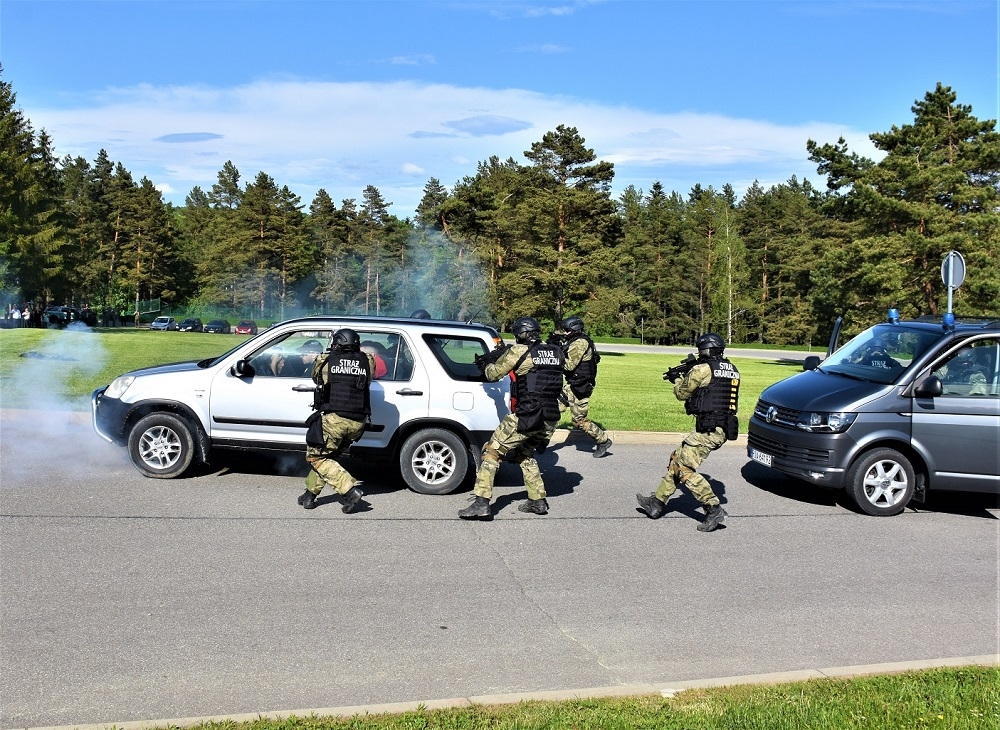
[396,388,424,396]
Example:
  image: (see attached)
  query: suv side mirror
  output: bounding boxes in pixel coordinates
[803,355,821,371]
[914,375,943,398]
[231,359,254,378]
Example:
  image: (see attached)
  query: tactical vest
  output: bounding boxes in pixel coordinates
[512,341,565,426]
[320,351,371,421]
[564,332,600,397]
[686,355,740,433]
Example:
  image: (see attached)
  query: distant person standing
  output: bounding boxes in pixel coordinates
[636,333,740,532]
[21,306,30,327]
[552,315,612,458]
[11,307,20,326]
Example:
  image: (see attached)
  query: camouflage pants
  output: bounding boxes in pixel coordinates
[654,427,727,507]
[305,412,366,495]
[560,383,608,444]
[474,413,557,501]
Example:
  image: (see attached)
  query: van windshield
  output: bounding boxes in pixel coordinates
[823,325,942,384]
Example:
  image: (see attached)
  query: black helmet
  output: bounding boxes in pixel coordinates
[561,315,584,333]
[512,316,541,343]
[330,328,360,351]
[696,332,725,356]
[410,309,431,319]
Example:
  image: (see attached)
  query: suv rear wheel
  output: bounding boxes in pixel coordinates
[399,428,468,495]
[128,413,195,478]
[845,447,915,516]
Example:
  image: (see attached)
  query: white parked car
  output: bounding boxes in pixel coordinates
[149,316,178,331]
[92,316,510,494]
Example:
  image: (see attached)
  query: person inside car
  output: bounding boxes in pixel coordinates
[273,339,325,377]
[360,341,389,379]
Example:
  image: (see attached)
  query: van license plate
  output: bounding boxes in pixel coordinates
[750,448,773,467]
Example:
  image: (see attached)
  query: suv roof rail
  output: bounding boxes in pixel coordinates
[913,314,999,327]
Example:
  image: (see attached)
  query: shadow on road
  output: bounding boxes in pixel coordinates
[741,460,999,519]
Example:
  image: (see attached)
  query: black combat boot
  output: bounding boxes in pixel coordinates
[298,490,318,510]
[340,486,364,514]
[593,438,613,458]
[458,496,492,519]
[635,492,666,519]
[517,498,549,515]
[697,504,727,532]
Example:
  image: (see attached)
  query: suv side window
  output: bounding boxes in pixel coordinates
[933,338,1000,397]
[356,332,413,381]
[247,331,331,378]
[423,334,490,381]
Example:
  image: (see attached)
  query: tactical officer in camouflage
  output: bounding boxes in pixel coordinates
[298,328,376,513]
[458,316,565,519]
[554,315,612,457]
[636,333,740,532]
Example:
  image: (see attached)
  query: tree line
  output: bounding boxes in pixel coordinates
[3,65,998,344]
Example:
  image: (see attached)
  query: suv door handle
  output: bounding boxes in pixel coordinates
[396,388,424,396]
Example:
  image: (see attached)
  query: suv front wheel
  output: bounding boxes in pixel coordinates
[845,447,915,516]
[128,413,195,478]
[399,428,469,495]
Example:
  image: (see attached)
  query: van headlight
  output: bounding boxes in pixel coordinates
[104,375,135,399]
[796,412,856,433]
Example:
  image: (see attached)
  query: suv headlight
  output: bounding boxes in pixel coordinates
[104,375,135,399]
[796,412,856,433]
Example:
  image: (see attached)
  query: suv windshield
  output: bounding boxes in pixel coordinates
[823,325,942,384]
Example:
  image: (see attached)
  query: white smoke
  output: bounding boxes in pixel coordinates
[0,323,127,487]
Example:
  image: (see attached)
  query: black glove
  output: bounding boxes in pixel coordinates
[473,352,490,373]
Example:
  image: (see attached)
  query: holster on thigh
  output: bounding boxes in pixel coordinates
[482,444,502,464]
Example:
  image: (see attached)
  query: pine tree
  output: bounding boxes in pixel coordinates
[808,83,1000,322]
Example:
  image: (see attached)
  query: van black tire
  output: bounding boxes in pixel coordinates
[128,413,196,479]
[399,428,468,495]
[845,448,915,516]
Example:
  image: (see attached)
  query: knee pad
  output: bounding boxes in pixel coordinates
[482,444,502,463]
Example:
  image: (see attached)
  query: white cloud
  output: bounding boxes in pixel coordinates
[25,79,878,216]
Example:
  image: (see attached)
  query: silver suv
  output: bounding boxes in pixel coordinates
[92,316,509,494]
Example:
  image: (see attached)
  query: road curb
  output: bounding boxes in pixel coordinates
[13,655,997,730]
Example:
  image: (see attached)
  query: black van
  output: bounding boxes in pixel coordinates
[748,313,1000,515]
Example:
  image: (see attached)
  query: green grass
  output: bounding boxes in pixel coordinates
[0,328,803,430]
[150,666,999,729]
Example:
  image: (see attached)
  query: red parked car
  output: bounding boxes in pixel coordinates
[235,320,258,336]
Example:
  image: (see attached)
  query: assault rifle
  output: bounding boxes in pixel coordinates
[474,343,511,373]
[663,353,697,383]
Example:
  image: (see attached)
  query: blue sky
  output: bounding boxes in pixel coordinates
[2,0,997,218]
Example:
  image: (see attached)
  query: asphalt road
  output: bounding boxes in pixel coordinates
[1,414,998,728]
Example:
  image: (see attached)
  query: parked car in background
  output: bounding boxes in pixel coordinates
[92,315,509,494]
[178,317,203,332]
[150,316,179,331]
[204,319,231,334]
[235,320,258,336]
[42,307,82,327]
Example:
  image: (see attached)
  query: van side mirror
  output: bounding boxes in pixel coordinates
[803,355,821,371]
[914,375,943,398]
[231,359,254,378]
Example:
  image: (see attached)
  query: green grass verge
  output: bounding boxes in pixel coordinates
[0,328,802,430]
[157,666,999,729]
